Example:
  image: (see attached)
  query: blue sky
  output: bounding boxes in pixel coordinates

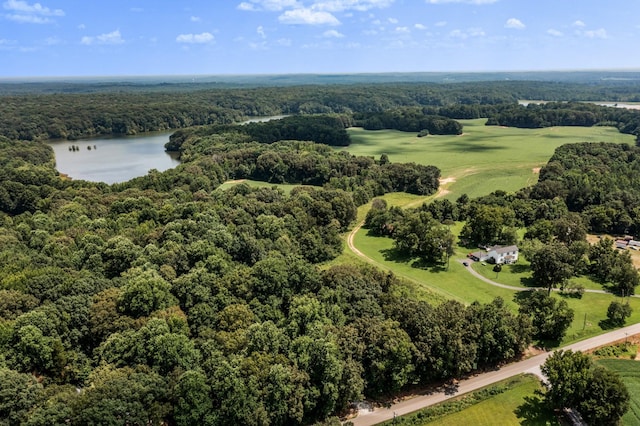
[1,0,638,77]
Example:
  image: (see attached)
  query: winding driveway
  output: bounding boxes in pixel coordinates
[345,222,637,425]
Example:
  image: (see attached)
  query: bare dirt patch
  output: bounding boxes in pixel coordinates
[532,167,541,174]
[439,177,457,185]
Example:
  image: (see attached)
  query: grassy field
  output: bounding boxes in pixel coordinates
[424,375,555,426]
[351,224,640,345]
[346,120,634,199]
[379,375,556,426]
[217,179,316,194]
[595,359,640,426]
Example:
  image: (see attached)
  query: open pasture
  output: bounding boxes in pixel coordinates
[346,119,635,199]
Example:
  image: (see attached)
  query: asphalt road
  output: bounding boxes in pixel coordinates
[350,322,640,426]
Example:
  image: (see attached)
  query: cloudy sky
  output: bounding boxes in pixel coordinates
[1,0,638,77]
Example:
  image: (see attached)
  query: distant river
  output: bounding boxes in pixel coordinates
[48,131,179,184]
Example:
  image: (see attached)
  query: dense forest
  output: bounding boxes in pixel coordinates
[4,79,640,142]
[2,77,640,424]
[0,130,534,425]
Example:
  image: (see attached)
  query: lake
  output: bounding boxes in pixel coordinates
[48,131,180,184]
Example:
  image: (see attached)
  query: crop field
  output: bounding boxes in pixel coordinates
[346,119,635,199]
[595,359,640,426]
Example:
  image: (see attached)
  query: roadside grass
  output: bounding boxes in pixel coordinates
[346,120,634,199]
[379,375,556,426]
[594,359,640,426]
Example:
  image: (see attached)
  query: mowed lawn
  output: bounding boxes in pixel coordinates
[595,359,640,426]
[346,120,634,199]
[352,225,640,345]
[424,375,554,426]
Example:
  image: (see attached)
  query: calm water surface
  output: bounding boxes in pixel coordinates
[48,131,180,184]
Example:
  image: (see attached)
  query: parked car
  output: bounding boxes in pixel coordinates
[462,261,469,267]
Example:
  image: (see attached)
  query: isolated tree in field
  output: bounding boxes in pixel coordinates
[541,350,629,425]
[530,241,574,293]
[606,301,632,327]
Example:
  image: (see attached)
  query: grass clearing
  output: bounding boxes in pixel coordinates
[217,179,316,195]
[345,120,634,199]
[595,359,640,426]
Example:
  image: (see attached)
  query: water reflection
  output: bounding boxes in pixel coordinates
[48,131,180,184]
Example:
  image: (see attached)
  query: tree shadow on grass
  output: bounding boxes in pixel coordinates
[381,248,412,263]
[520,276,539,288]
[381,248,446,272]
[598,318,616,330]
[509,264,530,274]
[515,394,558,426]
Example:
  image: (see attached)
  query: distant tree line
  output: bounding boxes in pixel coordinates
[485,102,640,138]
[353,108,463,135]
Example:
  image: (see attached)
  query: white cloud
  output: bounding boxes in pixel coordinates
[3,0,64,24]
[3,0,63,15]
[77,23,85,29]
[190,16,201,22]
[238,0,300,11]
[279,8,340,25]
[395,26,409,33]
[573,20,585,27]
[449,27,485,39]
[323,29,344,37]
[313,0,395,12]
[81,30,125,45]
[176,32,215,44]
[426,0,498,4]
[547,29,563,37]
[238,2,257,11]
[5,13,48,23]
[584,28,607,39]
[277,38,292,46]
[257,25,266,38]
[435,20,447,27]
[388,17,398,24]
[505,18,524,29]
[414,23,427,30]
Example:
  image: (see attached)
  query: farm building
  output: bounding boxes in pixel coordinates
[469,245,519,264]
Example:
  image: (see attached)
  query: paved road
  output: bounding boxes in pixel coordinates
[350,323,640,426]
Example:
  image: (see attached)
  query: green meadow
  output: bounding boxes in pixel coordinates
[338,121,640,345]
[217,179,316,195]
[596,359,640,426]
[346,119,634,199]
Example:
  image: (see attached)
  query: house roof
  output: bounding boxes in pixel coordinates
[489,245,518,255]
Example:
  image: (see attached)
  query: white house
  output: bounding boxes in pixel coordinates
[469,245,519,264]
